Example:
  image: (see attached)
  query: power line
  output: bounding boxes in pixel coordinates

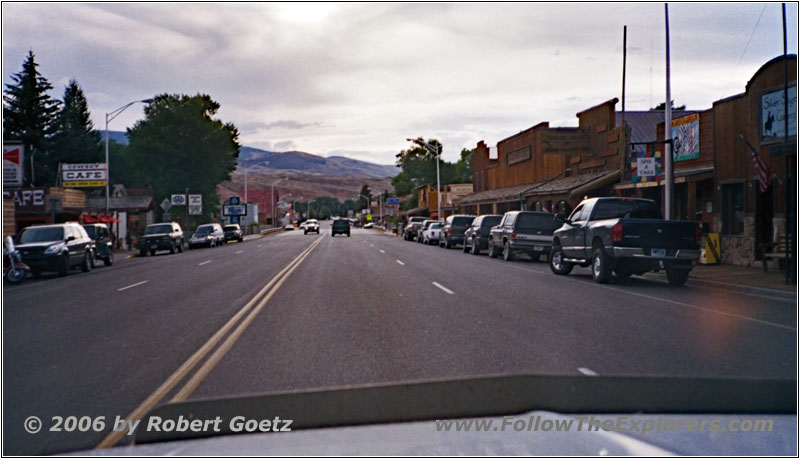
[721,3,768,99]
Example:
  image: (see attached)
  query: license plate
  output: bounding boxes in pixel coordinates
[652,248,666,257]
[533,245,545,251]
[151,244,158,249]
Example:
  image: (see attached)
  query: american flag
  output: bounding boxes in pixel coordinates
[739,135,776,193]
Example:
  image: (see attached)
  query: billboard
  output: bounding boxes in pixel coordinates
[62,163,107,187]
[223,204,247,216]
[761,84,797,141]
[671,113,700,162]
[3,144,24,187]
[630,150,662,183]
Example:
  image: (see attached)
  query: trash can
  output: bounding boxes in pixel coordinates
[700,232,720,265]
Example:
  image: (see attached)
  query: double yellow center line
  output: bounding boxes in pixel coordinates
[96,235,323,449]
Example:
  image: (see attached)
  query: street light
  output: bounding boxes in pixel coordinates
[270,177,287,227]
[407,138,441,221]
[105,98,153,212]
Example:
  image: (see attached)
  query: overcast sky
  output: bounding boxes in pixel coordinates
[3,3,798,165]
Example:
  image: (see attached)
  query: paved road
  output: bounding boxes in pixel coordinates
[3,227,796,454]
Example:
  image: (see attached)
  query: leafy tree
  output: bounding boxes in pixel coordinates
[651,100,686,110]
[2,51,61,186]
[124,93,240,222]
[50,79,103,176]
[392,139,473,197]
[359,184,372,209]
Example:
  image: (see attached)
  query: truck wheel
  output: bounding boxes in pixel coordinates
[666,268,690,286]
[549,246,573,275]
[591,247,612,284]
[463,241,470,253]
[104,252,114,266]
[503,241,515,261]
[169,242,176,254]
[488,242,501,258]
[178,240,184,253]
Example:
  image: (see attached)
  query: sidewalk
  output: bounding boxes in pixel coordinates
[646,263,797,293]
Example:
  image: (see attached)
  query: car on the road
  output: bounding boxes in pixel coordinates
[284,224,295,231]
[403,216,427,241]
[550,197,701,285]
[189,223,224,249]
[439,214,475,249]
[363,222,374,229]
[222,224,243,243]
[463,214,502,255]
[417,219,438,243]
[140,222,184,256]
[421,222,443,245]
[303,219,320,234]
[488,211,561,261]
[82,223,114,266]
[16,223,95,277]
[331,219,350,237]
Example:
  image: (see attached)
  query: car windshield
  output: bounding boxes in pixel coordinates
[3,3,796,457]
[592,200,664,220]
[19,227,64,243]
[144,224,173,235]
[516,213,561,231]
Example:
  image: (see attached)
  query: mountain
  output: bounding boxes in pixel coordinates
[103,131,399,178]
[238,146,398,178]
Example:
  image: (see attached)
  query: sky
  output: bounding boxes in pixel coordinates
[2,2,798,165]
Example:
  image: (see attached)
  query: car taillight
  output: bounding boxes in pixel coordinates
[449,228,453,234]
[696,225,702,245]
[612,223,623,243]
[510,233,516,239]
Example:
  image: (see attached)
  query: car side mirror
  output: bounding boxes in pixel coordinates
[66,236,76,242]
[554,214,570,226]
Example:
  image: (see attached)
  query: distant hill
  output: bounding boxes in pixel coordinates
[103,131,398,178]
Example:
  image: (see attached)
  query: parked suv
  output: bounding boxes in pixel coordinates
[16,223,95,277]
[439,214,475,249]
[82,223,114,266]
[223,224,244,243]
[488,211,561,261]
[189,223,224,249]
[331,219,350,237]
[140,222,184,256]
[463,214,502,255]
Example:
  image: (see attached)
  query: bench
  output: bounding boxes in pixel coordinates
[761,231,793,272]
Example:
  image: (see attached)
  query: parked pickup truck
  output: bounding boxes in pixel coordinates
[549,197,701,286]
[488,211,561,261]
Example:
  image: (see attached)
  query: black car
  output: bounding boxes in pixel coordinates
[331,219,350,237]
[16,223,95,277]
[140,222,184,256]
[223,224,243,243]
[82,223,114,266]
[463,214,502,255]
[439,214,475,249]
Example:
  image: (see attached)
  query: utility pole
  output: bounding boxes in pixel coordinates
[664,3,674,220]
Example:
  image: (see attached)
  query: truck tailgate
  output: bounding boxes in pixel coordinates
[618,219,698,250]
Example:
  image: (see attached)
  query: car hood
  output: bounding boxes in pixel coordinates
[76,374,794,456]
[15,241,62,250]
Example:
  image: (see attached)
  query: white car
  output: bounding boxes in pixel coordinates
[421,223,443,245]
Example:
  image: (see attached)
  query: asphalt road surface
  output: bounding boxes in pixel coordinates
[3,226,796,454]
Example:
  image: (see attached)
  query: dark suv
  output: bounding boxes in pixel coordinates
[82,223,114,266]
[488,211,561,261]
[439,214,475,249]
[463,214,502,255]
[331,219,350,237]
[140,222,184,256]
[16,223,95,277]
[223,224,243,243]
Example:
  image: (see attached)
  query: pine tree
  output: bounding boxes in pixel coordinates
[50,80,103,173]
[3,51,61,186]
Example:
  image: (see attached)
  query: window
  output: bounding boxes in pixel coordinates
[569,204,586,222]
[721,183,745,235]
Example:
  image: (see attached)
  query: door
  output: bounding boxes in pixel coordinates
[560,204,587,258]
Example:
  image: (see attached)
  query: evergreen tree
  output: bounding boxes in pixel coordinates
[3,51,61,186]
[50,80,103,177]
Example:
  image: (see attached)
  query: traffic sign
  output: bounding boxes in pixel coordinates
[160,198,172,212]
[171,194,186,206]
[386,197,400,206]
[230,196,240,205]
[223,204,247,216]
[189,194,202,215]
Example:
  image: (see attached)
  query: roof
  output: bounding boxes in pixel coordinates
[85,195,154,211]
[525,170,615,196]
[457,183,535,205]
[616,111,699,145]
[458,171,621,205]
